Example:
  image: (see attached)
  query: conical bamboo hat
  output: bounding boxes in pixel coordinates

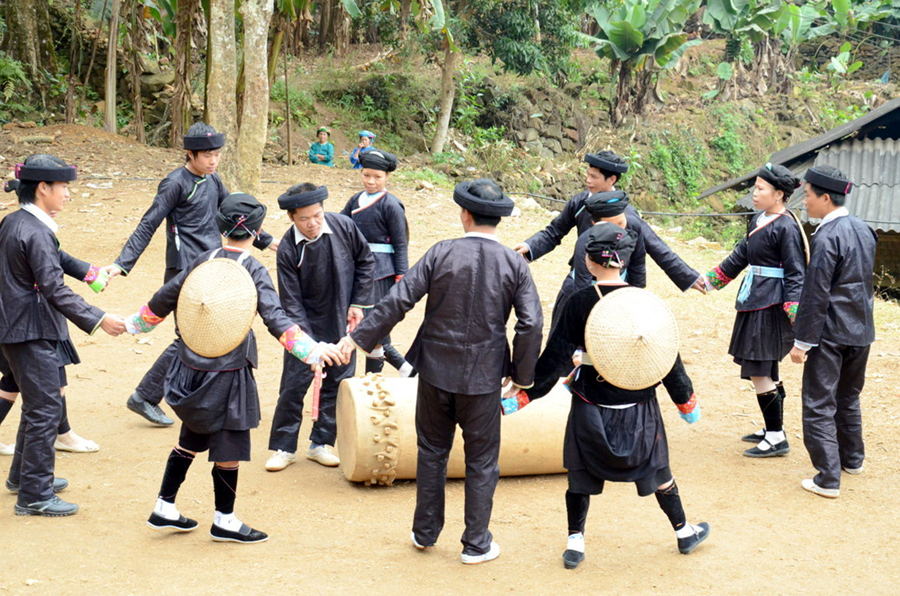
[584,287,679,390]
[177,258,258,358]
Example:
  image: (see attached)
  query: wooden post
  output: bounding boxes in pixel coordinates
[104,0,122,133]
[283,29,292,166]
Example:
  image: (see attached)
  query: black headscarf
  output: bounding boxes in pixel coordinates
[453,179,514,217]
[584,151,629,174]
[216,192,267,238]
[585,222,638,268]
[358,149,398,173]
[277,185,329,210]
[757,162,801,197]
[805,165,853,195]
[585,190,629,219]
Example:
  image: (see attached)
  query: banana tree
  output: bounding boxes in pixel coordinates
[582,0,701,125]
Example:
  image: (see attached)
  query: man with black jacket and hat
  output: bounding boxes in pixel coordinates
[515,151,705,326]
[104,123,279,426]
[340,178,543,565]
[789,165,877,499]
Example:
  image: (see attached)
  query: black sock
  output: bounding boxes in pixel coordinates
[365,357,385,374]
[57,396,71,435]
[775,382,786,400]
[757,389,783,433]
[565,490,590,535]
[383,344,407,370]
[0,397,13,426]
[655,481,686,531]
[212,465,239,515]
[158,447,195,503]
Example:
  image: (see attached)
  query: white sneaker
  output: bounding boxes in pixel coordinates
[411,531,434,551]
[461,542,500,565]
[801,478,840,499]
[265,450,297,472]
[0,442,13,456]
[306,444,340,467]
[842,465,864,475]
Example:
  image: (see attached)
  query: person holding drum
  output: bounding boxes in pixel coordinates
[124,193,345,543]
[506,223,709,569]
[341,178,543,565]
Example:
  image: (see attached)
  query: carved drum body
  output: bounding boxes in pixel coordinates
[336,376,571,486]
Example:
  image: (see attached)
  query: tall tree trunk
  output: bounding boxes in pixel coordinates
[170,0,199,147]
[129,0,145,142]
[234,0,274,196]
[611,62,654,125]
[206,0,239,188]
[399,0,411,42]
[104,0,122,133]
[65,0,84,123]
[78,0,110,117]
[2,0,58,108]
[431,39,458,154]
[318,0,349,55]
[283,30,293,166]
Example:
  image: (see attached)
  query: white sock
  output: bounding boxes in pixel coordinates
[214,511,242,531]
[675,524,701,539]
[154,498,180,520]
[763,430,785,446]
[566,533,585,553]
[399,362,414,377]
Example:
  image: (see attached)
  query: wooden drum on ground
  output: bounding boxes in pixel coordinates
[336,375,570,486]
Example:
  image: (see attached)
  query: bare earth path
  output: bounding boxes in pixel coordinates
[0,127,897,595]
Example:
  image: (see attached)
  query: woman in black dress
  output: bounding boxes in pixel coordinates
[504,223,709,569]
[704,163,806,458]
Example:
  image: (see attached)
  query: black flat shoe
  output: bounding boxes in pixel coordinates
[741,429,766,443]
[127,393,174,426]
[210,523,268,544]
[563,549,585,569]
[147,512,198,532]
[677,522,710,554]
[743,438,790,458]
[14,495,79,517]
[6,476,68,494]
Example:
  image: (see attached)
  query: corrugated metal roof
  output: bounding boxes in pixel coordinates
[817,138,900,233]
[699,96,900,199]
[736,137,900,233]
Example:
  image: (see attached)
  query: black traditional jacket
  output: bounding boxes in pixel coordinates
[146,247,297,372]
[350,235,543,395]
[523,192,699,291]
[568,214,648,294]
[794,214,877,347]
[276,213,375,343]
[0,210,105,342]
[341,190,408,280]
[526,284,693,407]
[114,167,274,275]
[715,211,806,312]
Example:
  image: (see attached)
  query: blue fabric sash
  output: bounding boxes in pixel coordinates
[737,265,785,304]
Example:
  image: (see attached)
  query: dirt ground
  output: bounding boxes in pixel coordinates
[0,127,898,596]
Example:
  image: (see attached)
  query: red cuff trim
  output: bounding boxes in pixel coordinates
[676,393,698,414]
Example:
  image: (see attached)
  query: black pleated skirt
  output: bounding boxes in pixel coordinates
[164,359,260,437]
[564,394,672,497]
[728,305,793,380]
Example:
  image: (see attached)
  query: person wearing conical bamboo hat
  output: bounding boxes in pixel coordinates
[509,222,709,569]
[125,192,346,543]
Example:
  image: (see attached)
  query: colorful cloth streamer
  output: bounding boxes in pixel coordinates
[501,389,531,416]
[705,267,732,291]
[126,304,166,334]
[83,265,109,293]
[676,393,701,424]
[783,301,798,325]
[279,325,321,365]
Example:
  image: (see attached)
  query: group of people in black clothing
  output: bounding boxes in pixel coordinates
[0,127,876,568]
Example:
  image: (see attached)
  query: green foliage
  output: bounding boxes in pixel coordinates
[323,73,424,131]
[815,0,899,35]
[395,167,454,188]
[821,100,869,128]
[717,62,733,81]
[703,0,785,57]
[464,0,584,83]
[0,52,30,104]
[582,0,702,70]
[709,106,748,176]
[647,129,710,200]
[271,80,316,127]
[826,41,864,91]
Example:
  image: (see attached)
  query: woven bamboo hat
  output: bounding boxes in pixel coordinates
[177,258,258,358]
[584,287,679,390]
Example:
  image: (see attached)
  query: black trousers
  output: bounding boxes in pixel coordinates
[268,351,356,451]
[802,339,868,490]
[412,379,501,556]
[2,341,64,504]
[134,267,181,405]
